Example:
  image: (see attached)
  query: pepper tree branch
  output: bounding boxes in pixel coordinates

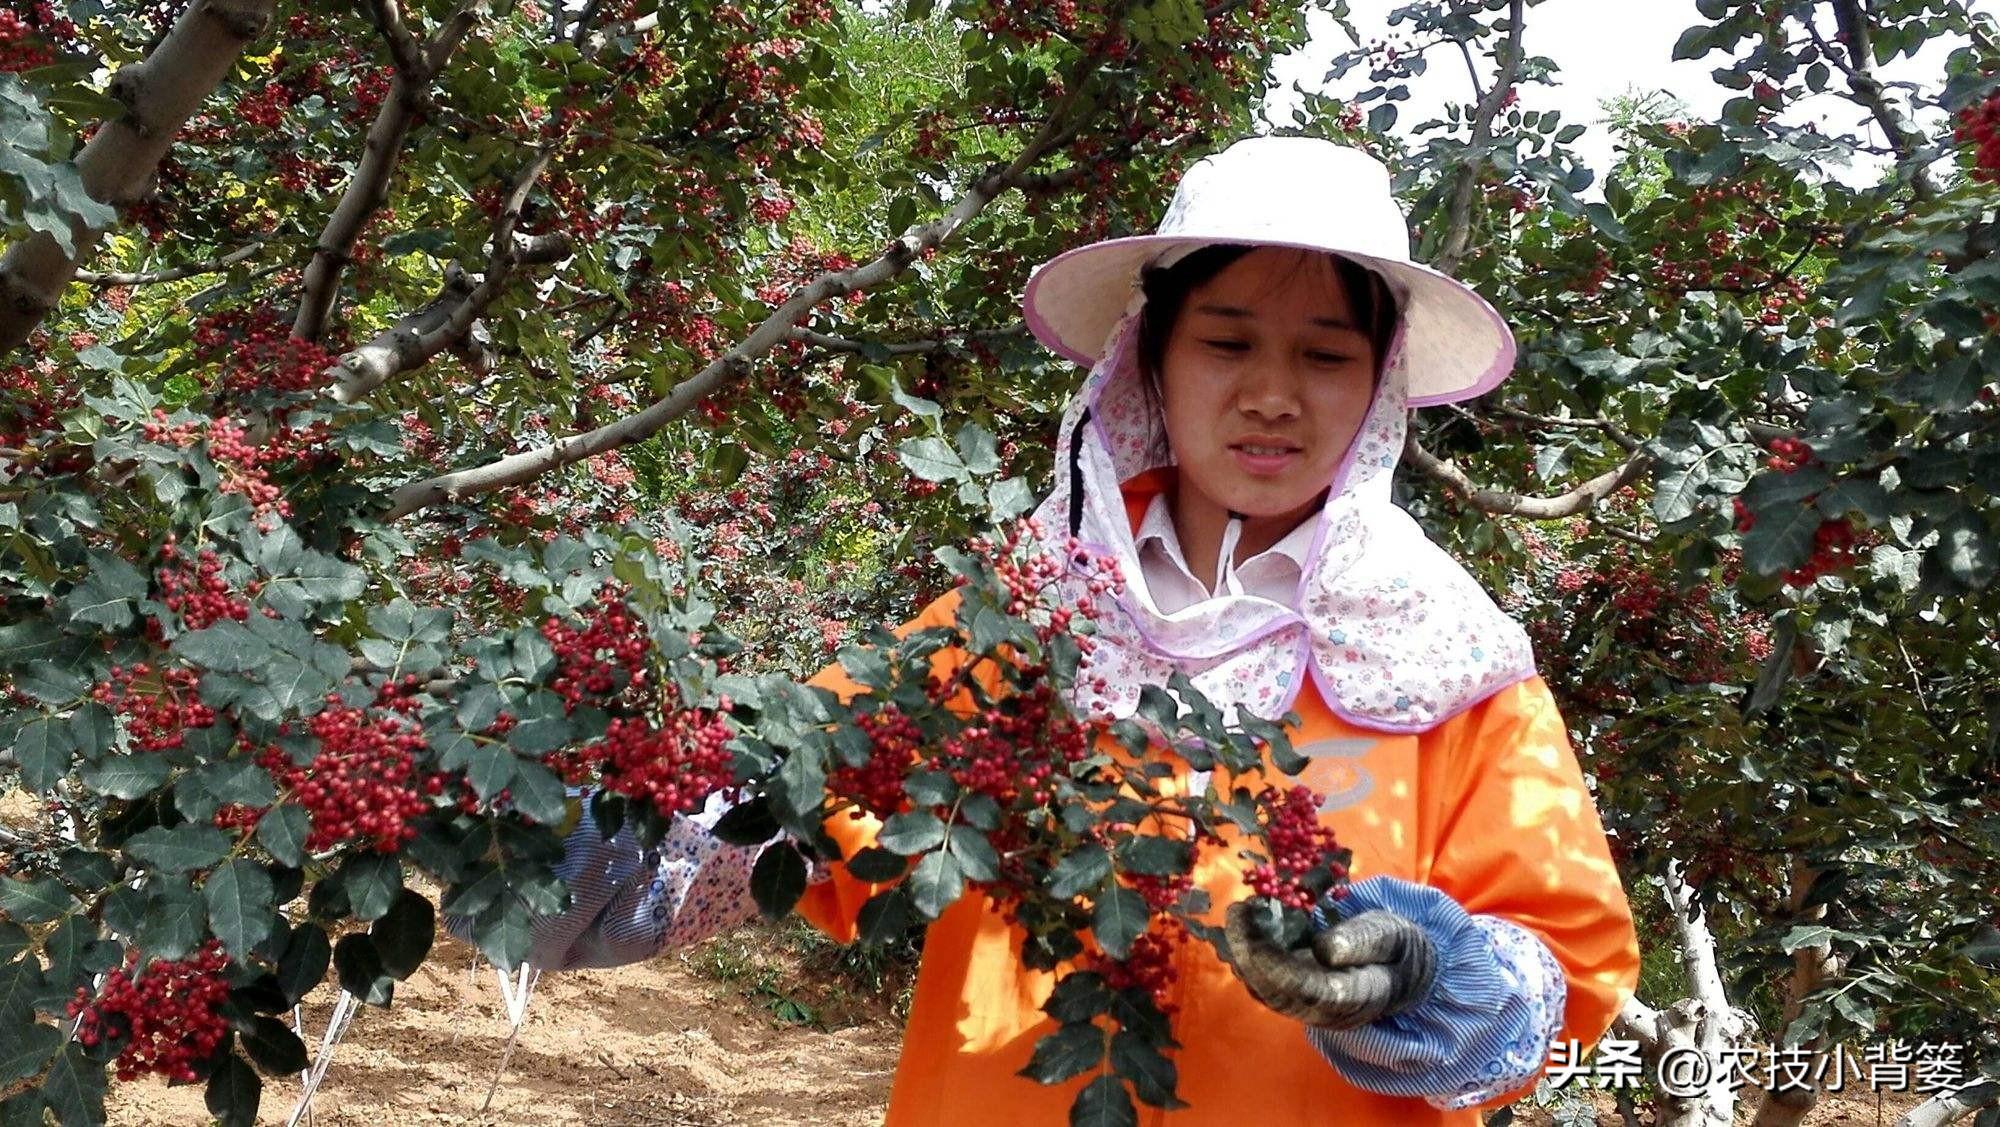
[384,115,1090,520]
[327,149,564,403]
[0,0,275,354]
[1805,1,1938,201]
[291,0,488,341]
[74,241,264,286]
[1435,0,1526,274]
[1403,434,1652,519]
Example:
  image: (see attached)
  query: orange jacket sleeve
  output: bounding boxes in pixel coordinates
[1417,674,1641,1108]
[794,587,969,942]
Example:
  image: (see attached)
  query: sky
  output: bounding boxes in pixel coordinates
[1263,0,1998,191]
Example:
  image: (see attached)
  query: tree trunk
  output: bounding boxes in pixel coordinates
[0,0,274,354]
[1613,857,1754,1127]
[1750,858,1844,1127]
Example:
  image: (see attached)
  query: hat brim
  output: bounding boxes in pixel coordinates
[1022,235,1515,407]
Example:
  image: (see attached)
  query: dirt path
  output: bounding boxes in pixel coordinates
[105,929,902,1127]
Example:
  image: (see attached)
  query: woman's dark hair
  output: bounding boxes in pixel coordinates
[1135,243,1400,400]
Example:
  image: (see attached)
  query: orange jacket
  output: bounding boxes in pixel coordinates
[799,477,1640,1126]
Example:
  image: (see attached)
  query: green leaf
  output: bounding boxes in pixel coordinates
[0,877,73,924]
[1069,1074,1137,1127]
[946,825,1000,883]
[856,887,915,945]
[845,847,908,883]
[339,854,402,922]
[12,715,67,793]
[0,1022,58,1087]
[1109,1030,1183,1108]
[204,1052,259,1127]
[256,806,310,868]
[1113,836,1188,878]
[877,810,946,855]
[332,933,394,1006]
[238,1015,309,1075]
[39,1044,107,1127]
[989,477,1036,519]
[275,924,330,1006]
[713,797,781,846]
[170,621,271,673]
[955,422,1000,475]
[1780,924,1834,952]
[751,841,810,918]
[370,890,435,979]
[61,552,146,629]
[1020,1021,1105,1085]
[1742,501,1822,577]
[907,850,964,919]
[1048,844,1112,900]
[897,436,965,482]
[137,875,203,959]
[1743,616,1797,720]
[1092,886,1147,960]
[124,824,231,874]
[79,751,169,799]
[1043,972,1111,1023]
[1932,511,1998,590]
[205,860,275,958]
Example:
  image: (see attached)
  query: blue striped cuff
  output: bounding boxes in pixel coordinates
[1303,876,1564,1105]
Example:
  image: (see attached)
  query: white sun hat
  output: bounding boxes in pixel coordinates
[1021,134,1515,406]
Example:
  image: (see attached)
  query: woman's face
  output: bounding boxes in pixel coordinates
[1156,247,1379,536]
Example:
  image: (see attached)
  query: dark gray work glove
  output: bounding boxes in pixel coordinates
[1224,899,1437,1030]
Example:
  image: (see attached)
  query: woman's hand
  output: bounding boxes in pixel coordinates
[1223,899,1437,1030]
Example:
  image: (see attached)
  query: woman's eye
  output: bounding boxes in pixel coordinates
[1201,339,1249,353]
[1307,352,1354,365]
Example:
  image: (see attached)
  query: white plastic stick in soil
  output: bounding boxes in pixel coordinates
[284,989,359,1127]
[478,964,541,1115]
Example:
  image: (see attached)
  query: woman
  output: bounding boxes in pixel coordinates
[468,136,1641,1125]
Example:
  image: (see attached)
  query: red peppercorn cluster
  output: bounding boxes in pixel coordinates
[155,539,250,630]
[68,940,231,1082]
[971,518,1124,638]
[829,705,925,820]
[1765,436,1812,472]
[258,700,430,853]
[1955,92,2000,183]
[1246,785,1346,911]
[934,681,1092,807]
[91,664,215,752]
[562,703,736,819]
[1094,921,1185,1015]
[1782,519,1860,588]
[0,3,73,73]
[542,589,652,712]
[1130,869,1195,913]
[191,306,342,399]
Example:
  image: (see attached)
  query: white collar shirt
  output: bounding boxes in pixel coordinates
[1131,492,1319,615]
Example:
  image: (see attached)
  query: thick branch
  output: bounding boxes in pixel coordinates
[1898,1082,2000,1127]
[292,1,486,341]
[1436,0,1526,273]
[1809,3,1937,200]
[1404,436,1651,519]
[0,0,275,354]
[386,158,1054,519]
[75,241,262,286]
[789,325,1028,356]
[366,0,426,80]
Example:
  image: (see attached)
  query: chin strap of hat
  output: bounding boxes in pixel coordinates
[1067,408,1093,537]
[1216,509,1246,597]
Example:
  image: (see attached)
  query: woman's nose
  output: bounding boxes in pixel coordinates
[1235,355,1303,420]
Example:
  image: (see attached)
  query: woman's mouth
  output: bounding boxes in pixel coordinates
[1229,440,1301,475]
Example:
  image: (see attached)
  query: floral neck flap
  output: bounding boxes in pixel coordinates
[1028,310,1536,732]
